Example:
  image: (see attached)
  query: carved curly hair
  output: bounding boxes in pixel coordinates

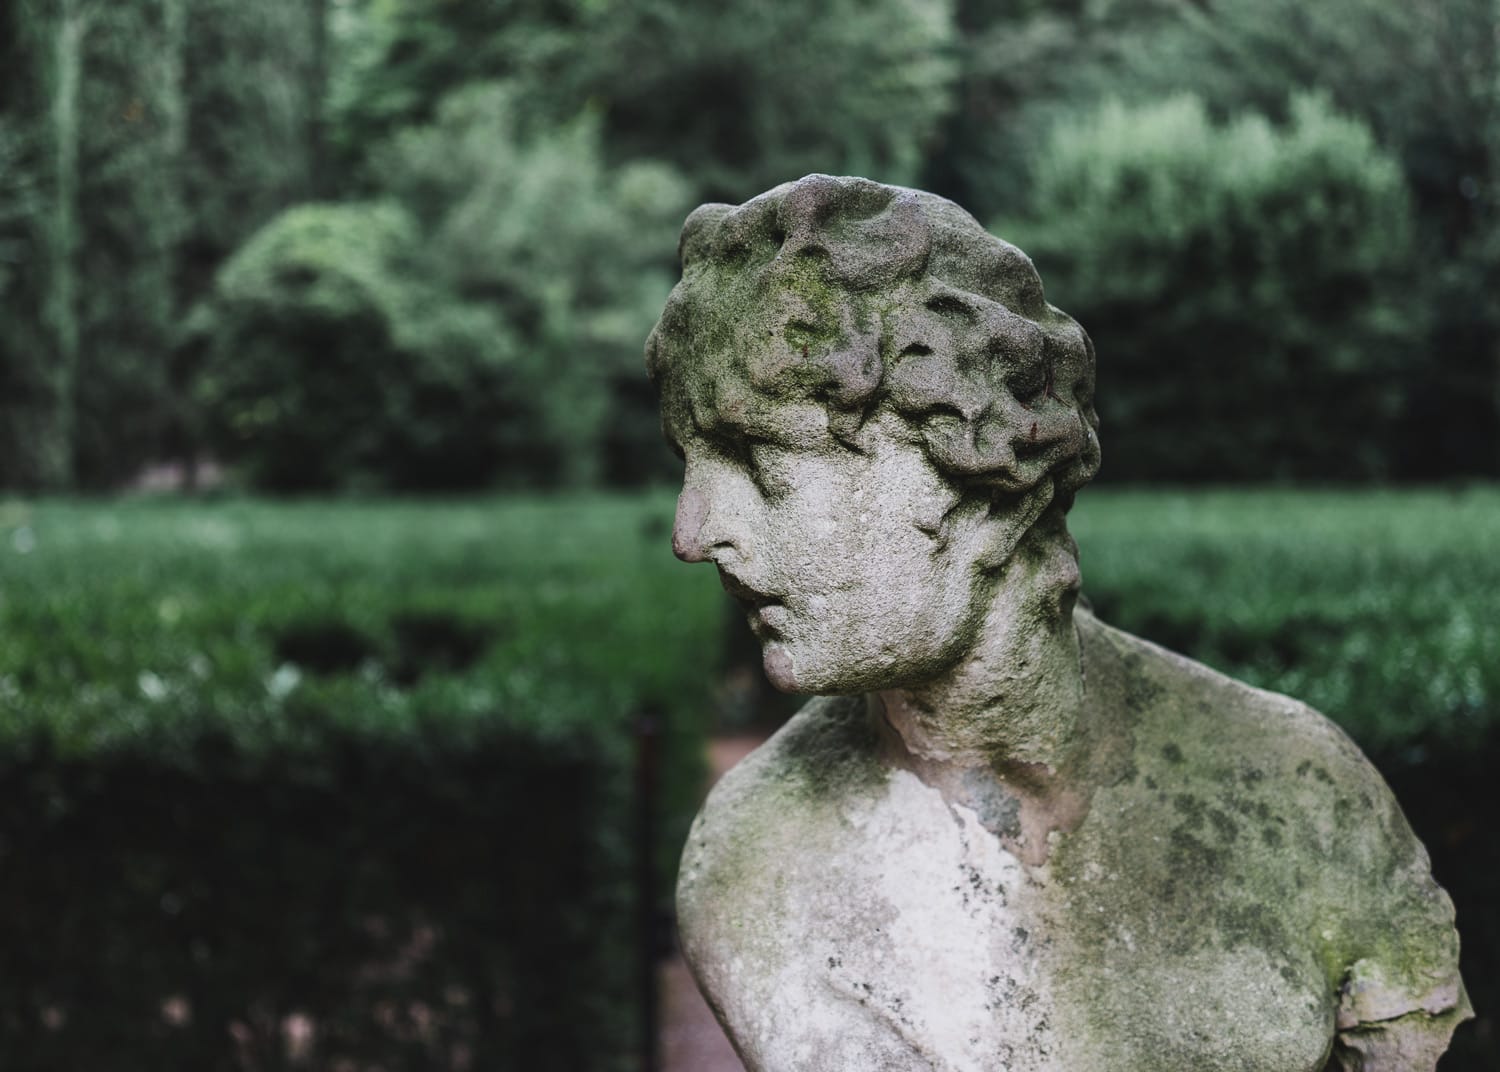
[646,174,1101,512]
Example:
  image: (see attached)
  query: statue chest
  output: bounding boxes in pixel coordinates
[688,769,1335,1072]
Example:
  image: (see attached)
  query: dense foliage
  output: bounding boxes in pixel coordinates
[196,85,695,492]
[373,84,692,486]
[0,0,331,490]
[563,0,957,201]
[1100,0,1500,479]
[1070,488,1500,752]
[1006,94,1420,481]
[0,721,637,1071]
[332,0,955,202]
[1,0,1495,490]
[196,202,470,491]
[0,494,721,1070]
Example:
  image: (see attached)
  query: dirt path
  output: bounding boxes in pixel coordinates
[659,735,764,1072]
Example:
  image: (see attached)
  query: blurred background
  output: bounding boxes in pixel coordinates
[0,0,1495,1069]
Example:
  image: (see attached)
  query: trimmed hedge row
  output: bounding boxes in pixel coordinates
[0,494,723,1072]
[1072,487,1500,752]
[0,717,634,1072]
[3,489,1494,1067]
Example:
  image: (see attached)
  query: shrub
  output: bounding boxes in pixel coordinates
[0,494,722,1071]
[201,87,695,492]
[1095,0,1500,478]
[1004,94,1422,482]
[375,83,693,487]
[0,713,637,1072]
[196,202,517,492]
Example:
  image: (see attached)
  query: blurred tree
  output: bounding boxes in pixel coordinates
[1086,0,1500,476]
[571,0,958,200]
[164,0,334,484]
[277,0,961,485]
[0,116,59,489]
[0,0,206,489]
[328,0,580,174]
[334,0,958,202]
[5,0,1493,489]
[375,83,692,485]
[196,201,508,491]
[1005,94,1422,482]
[200,85,690,492]
[0,0,92,490]
[922,0,1182,216]
[0,0,332,490]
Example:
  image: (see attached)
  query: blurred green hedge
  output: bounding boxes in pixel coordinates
[1007,94,1421,483]
[0,717,635,1071]
[0,494,720,1072]
[197,85,693,493]
[1071,487,1499,752]
[2,489,1495,1067]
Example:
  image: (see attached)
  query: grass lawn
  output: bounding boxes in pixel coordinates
[1,485,1494,753]
[0,491,718,742]
[1072,485,1500,750]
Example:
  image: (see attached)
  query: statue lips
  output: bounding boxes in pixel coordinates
[717,569,788,637]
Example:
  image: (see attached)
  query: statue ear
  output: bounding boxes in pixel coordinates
[972,479,1055,571]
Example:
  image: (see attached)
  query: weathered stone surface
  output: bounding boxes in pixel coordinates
[647,175,1469,1071]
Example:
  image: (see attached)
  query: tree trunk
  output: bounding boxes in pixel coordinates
[159,0,196,482]
[47,0,89,490]
[306,0,328,198]
[1491,0,1500,474]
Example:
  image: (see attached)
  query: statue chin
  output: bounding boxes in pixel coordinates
[761,645,799,694]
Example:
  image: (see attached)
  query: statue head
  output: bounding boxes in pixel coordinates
[646,174,1101,695]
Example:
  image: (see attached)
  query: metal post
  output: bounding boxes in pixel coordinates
[635,710,662,1072]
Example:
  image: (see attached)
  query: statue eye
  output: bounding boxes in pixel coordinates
[746,441,793,500]
[1009,364,1046,406]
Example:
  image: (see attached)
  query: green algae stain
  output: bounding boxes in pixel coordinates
[779,695,889,803]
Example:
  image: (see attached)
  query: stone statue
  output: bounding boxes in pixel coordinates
[645,175,1470,1072]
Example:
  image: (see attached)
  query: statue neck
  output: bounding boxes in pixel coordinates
[873,533,1087,776]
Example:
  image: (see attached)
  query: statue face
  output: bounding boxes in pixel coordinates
[669,409,999,695]
[649,180,1100,696]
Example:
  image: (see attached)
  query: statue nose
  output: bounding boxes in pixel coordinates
[672,486,711,562]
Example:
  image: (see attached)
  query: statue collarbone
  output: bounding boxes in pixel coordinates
[652,175,1468,1072]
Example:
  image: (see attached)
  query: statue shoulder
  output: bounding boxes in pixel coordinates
[676,693,890,1048]
[1077,612,1471,1064]
[1079,610,1386,791]
[686,692,884,839]
[1080,612,1428,866]
[677,694,882,873]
